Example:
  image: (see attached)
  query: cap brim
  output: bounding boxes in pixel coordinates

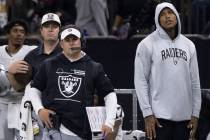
[41,20,60,26]
[61,28,81,40]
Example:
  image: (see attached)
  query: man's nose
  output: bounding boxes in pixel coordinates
[68,38,76,43]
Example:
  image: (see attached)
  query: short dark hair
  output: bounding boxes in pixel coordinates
[4,19,28,34]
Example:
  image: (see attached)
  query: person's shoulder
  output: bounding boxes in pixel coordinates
[180,34,193,41]
[91,61,101,68]
[86,59,104,76]
[24,46,41,59]
[27,45,40,53]
[179,34,197,55]
[139,31,156,44]
[22,44,38,49]
[45,53,61,63]
[180,34,195,47]
[86,56,102,68]
[37,55,57,69]
[0,45,6,50]
[137,32,156,51]
[21,44,38,52]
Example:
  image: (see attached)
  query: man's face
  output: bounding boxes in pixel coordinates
[60,35,81,56]
[159,8,177,31]
[40,22,60,42]
[8,25,26,46]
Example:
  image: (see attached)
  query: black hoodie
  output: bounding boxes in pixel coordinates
[31,53,114,139]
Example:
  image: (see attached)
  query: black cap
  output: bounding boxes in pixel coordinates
[4,19,28,34]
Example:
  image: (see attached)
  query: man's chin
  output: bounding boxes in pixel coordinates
[14,42,24,47]
[47,37,58,42]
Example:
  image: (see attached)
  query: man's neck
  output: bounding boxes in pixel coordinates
[65,51,84,62]
[163,27,177,40]
[43,40,59,54]
[6,43,22,55]
[165,28,177,40]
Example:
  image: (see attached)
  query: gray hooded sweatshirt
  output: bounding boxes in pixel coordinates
[134,2,201,121]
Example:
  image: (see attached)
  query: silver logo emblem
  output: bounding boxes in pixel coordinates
[58,75,81,98]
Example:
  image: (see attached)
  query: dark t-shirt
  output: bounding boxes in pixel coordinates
[24,44,62,78]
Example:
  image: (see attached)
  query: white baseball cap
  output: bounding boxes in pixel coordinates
[60,28,81,40]
[41,13,61,26]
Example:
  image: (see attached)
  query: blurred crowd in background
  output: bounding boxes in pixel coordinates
[0,0,210,38]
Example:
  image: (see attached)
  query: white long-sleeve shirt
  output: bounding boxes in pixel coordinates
[29,87,117,136]
[0,44,37,130]
[0,45,37,103]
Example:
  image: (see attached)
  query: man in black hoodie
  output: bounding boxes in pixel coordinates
[28,24,117,140]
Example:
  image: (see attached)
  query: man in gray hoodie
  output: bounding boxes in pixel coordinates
[134,2,201,140]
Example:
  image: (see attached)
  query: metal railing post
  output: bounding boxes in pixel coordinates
[115,89,138,130]
[132,89,138,130]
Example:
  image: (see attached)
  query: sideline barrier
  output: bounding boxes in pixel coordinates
[115,89,144,130]
[115,89,138,130]
[115,88,210,131]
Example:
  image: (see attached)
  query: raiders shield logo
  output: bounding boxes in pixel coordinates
[58,75,82,98]
[47,13,54,20]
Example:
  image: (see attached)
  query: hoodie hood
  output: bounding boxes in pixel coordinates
[155,2,181,40]
[58,52,92,65]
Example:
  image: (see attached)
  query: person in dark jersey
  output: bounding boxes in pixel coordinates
[24,13,62,77]
[19,13,62,140]
[28,24,118,140]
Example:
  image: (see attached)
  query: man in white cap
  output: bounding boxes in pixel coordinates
[18,13,62,140]
[27,24,117,140]
[24,12,61,77]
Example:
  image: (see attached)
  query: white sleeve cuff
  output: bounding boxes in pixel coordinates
[104,92,117,130]
[142,107,153,118]
[26,86,44,115]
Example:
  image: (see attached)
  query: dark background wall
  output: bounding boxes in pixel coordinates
[85,35,210,89]
[1,35,210,130]
[86,37,138,89]
[1,35,209,89]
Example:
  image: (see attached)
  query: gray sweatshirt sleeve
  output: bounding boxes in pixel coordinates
[134,42,153,117]
[190,49,201,118]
